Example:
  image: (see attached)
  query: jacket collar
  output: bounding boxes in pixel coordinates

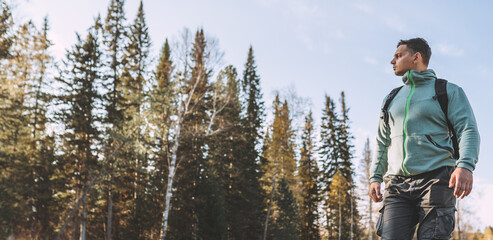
[402,69,436,86]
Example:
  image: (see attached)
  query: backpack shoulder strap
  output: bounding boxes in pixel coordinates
[435,78,449,116]
[381,86,403,125]
[435,78,460,159]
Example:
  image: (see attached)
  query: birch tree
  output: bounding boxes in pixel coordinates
[160,28,226,240]
[359,138,378,240]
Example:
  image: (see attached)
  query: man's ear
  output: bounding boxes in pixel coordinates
[414,52,421,63]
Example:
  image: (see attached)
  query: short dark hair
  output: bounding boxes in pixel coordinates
[397,38,432,66]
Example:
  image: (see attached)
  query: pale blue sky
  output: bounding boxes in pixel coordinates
[16,0,493,230]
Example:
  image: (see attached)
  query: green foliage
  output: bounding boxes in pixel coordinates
[0,2,369,239]
[56,25,104,238]
[146,39,174,238]
[0,0,12,59]
[262,95,297,196]
[0,16,57,239]
[327,170,348,240]
[235,46,265,239]
[319,93,362,240]
[272,177,300,240]
[168,28,211,239]
[299,111,321,240]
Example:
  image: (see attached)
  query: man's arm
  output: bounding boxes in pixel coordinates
[369,98,392,202]
[447,85,480,198]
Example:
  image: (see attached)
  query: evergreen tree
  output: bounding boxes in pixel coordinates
[262,95,298,239]
[319,95,339,235]
[337,92,353,180]
[327,170,348,240]
[271,177,300,240]
[168,29,210,239]
[337,92,362,240]
[118,1,152,238]
[319,93,362,240]
[0,0,12,59]
[262,96,297,195]
[299,111,321,240]
[200,66,241,239]
[55,26,104,239]
[236,46,265,239]
[0,19,57,238]
[28,17,57,239]
[101,0,128,238]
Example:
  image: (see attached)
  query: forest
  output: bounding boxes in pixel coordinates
[0,0,483,239]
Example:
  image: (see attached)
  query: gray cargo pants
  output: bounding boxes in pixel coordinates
[376,166,456,240]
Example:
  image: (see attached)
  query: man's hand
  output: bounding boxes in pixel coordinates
[449,167,473,199]
[369,182,383,202]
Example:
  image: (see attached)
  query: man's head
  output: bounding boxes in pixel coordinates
[391,37,431,76]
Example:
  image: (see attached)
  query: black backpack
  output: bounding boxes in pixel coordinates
[381,78,459,159]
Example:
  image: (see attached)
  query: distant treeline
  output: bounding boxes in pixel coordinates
[0,0,375,239]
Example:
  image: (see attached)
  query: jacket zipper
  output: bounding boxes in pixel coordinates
[402,70,414,176]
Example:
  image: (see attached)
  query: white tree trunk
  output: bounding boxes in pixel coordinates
[159,44,227,240]
[160,118,181,240]
[457,200,461,240]
[338,191,341,240]
[160,79,191,239]
[350,189,353,240]
[80,192,87,240]
[369,196,373,240]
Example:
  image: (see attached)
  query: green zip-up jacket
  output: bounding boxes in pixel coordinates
[370,69,480,183]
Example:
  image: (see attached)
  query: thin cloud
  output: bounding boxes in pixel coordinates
[354,2,373,14]
[384,16,406,32]
[364,56,378,65]
[436,43,464,56]
[288,1,319,18]
[330,29,345,40]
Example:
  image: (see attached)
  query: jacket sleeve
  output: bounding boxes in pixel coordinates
[447,85,480,172]
[370,97,391,183]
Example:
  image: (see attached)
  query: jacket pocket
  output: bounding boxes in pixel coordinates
[425,134,454,156]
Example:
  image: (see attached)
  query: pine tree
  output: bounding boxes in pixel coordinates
[101,0,128,238]
[55,25,104,239]
[28,17,57,239]
[168,29,211,239]
[271,177,300,240]
[0,6,14,225]
[0,0,12,59]
[199,65,241,239]
[327,170,348,240]
[299,111,321,240]
[337,91,362,240]
[319,95,339,235]
[118,1,152,237]
[236,46,265,239]
[262,96,297,194]
[262,95,298,239]
[337,92,353,180]
[0,19,57,238]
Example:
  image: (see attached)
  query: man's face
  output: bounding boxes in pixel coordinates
[390,45,417,76]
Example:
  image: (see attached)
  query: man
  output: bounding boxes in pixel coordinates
[369,38,480,240]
